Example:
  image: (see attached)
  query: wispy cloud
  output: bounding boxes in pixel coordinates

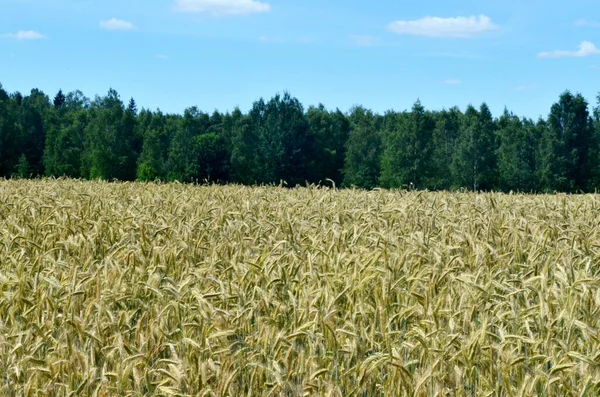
[3,30,46,40]
[350,35,378,47]
[443,79,461,85]
[174,0,271,16]
[575,19,600,27]
[259,36,284,43]
[100,18,136,31]
[590,65,599,70]
[155,54,169,60]
[387,15,499,39]
[538,41,600,58]
[511,84,536,91]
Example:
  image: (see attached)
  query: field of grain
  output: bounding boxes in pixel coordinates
[1,180,600,396]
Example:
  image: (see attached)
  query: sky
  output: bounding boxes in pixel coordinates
[1,0,599,119]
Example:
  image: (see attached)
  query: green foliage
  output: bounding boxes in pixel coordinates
[538,91,594,192]
[82,89,138,181]
[589,94,600,190]
[431,107,462,190]
[306,105,350,185]
[0,89,23,176]
[230,93,313,186]
[254,92,312,186]
[230,108,259,185]
[53,89,66,109]
[1,81,600,193]
[0,84,8,101]
[497,110,539,192]
[121,99,140,180]
[44,107,86,178]
[595,93,600,124]
[13,154,31,178]
[136,110,173,181]
[65,90,90,111]
[452,104,498,191]
[199,110,230,183]
[196,133,228,182]
[167,107,209,182]
[19,89,51,176]
[136,162,158,182]
[343,106,382,189]
[380,100,435,189]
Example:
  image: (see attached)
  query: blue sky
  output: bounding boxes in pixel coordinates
[1,0,599,119]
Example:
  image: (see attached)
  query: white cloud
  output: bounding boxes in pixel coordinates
[511,84,536,91]
[100,18,136,31]
[174,0,271,16]
[387,15,499,38]
[443,79,461,85]
[156,54,169,59]
[3,30,46,40]
[575,19,600,27]
[590,65,599,70]
[538,41,600,58]
[351,35,378,47]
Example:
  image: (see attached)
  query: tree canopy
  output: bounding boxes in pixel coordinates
[1,82,600,193]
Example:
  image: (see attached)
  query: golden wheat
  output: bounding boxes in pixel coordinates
[0,179,599,396]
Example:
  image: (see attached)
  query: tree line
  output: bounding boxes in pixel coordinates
[1,82,599,193]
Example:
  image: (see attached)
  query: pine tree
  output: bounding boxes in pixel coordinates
[120,97,139,180]
[127,98,137,115]
[53,89,66,108]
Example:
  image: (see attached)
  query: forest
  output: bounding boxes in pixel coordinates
[1,82,599,193]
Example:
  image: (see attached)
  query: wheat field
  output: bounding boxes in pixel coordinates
[1,179,600,396]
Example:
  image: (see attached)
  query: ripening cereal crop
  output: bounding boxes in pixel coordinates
[1,179,600,396]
